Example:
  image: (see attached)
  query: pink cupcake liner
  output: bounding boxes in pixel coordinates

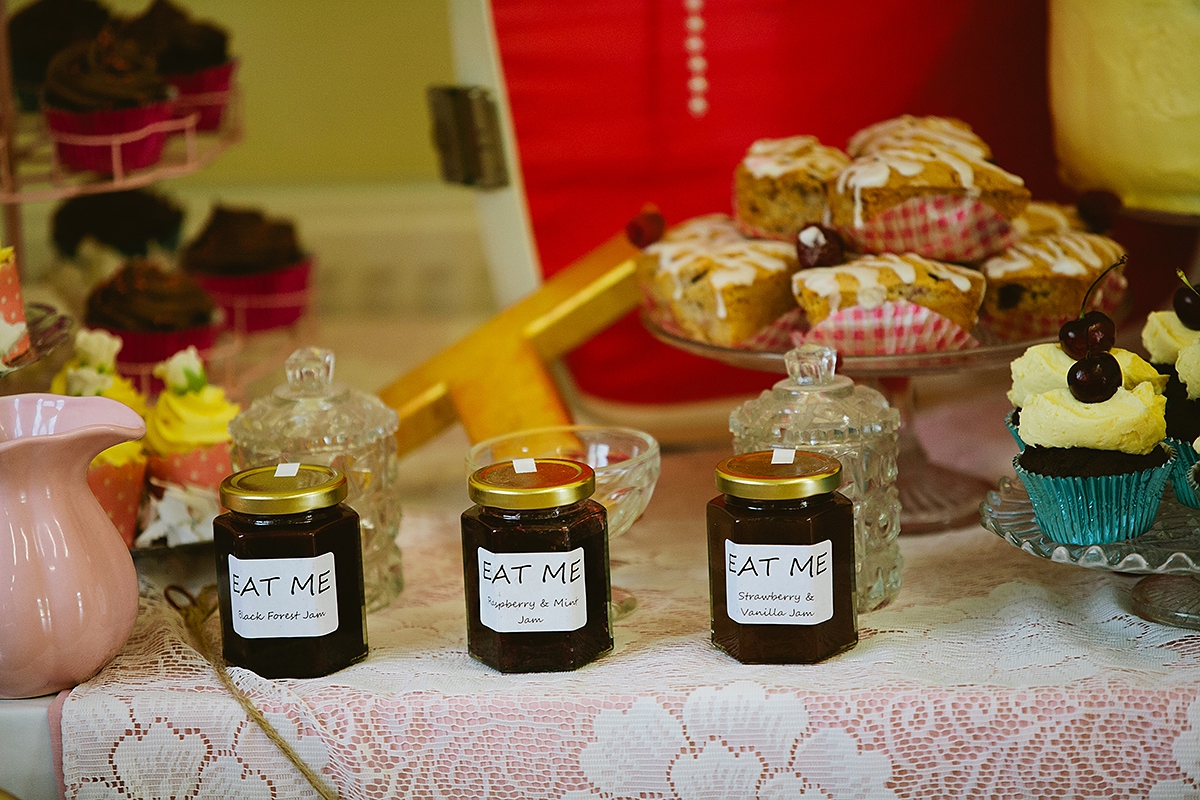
[87,457,148,548]
[164,59,237,131]
[979,270,1128,342]
[191,257,313,334]
[790,301,979,356]
[0,252,30,366]
[837,195,1019,262]
[43,100,175,174]
[95,323,221,396]
[146,440,232,494]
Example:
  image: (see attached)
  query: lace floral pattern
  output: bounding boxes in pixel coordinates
[59,445,1200,798]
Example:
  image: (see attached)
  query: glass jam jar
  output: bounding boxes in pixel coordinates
[214,464,369,679]
[707,450,857,664]
[730,344,901,614]
[461,458,612,673]
[229,347,403,614]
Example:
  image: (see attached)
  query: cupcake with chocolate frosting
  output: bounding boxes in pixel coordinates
[7,0,110,110]
[42,28,174,173]
[85,259,219,391]
[122,0,235,131]
[181,206,312,333]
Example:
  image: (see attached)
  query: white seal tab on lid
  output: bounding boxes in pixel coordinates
[771,448,797,465]
[274,462,301,478]
[512,458,538,474]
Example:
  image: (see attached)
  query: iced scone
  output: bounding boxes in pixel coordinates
[1014,363,1171,545]
[51,328,149,546]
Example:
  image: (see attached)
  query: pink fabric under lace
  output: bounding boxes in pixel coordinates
[58,428,1200,799]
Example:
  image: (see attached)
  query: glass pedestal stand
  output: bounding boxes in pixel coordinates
[983,477,1200,630]
[874,375,996,533]
[643,313,1038,534]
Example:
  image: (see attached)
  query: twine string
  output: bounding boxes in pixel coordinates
[164,584,341,800]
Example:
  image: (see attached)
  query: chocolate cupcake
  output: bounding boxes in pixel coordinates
[8,0,110,110]
[53,189,185,259]
[86,259,219,391]
[42,30,174,174]
[181,207,312,334]
[121,0,235,131]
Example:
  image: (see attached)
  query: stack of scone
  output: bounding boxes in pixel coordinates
[636,114,1130,355]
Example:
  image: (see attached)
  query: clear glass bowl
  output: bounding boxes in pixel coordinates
[465,425,661,538]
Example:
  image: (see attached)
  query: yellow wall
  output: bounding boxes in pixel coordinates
[13,0,456,185]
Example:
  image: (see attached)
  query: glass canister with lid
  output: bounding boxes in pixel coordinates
[729,344,902,613]
[228,347,403,613]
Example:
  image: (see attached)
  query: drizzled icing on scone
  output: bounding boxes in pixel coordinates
[846,115,990,160]
[646,214,795,318]
[982,232,1126,279]
[793,252,977,313]
[740,136,849,180]
[834,145,1026,228]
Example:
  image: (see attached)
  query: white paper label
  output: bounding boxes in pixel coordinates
[274,462,300,477]
[724,540,833,625]
[512,458,537,474]
[228,552,339,639]
[477,547,587,633]
[770,448,797,464]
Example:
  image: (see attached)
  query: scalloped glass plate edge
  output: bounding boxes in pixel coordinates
[0,303,72,374]
[980,476,1200,574]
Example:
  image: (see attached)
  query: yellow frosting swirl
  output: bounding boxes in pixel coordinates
[1177,340,1200,401]
[144,384,239,455]
[1007,343,1166,408]
[1018,381,1166,455]
[1142,310,1200,365]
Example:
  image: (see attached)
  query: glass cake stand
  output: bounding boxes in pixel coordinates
[981,478,1200,629]
[644,312,1045,533]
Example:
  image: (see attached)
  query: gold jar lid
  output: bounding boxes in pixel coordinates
[220,464,348,515]
[715,450,842,501]
[468,458,596,510]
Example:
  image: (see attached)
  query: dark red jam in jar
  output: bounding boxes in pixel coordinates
[707,450,857,664]
[461,457,612,673]
[214,464,369,678]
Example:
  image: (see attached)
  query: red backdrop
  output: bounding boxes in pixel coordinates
[492,0,1199,404]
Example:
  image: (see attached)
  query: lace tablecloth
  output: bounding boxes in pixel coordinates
[58,442,1200,799]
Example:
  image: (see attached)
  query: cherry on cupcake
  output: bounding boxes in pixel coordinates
[1057,255,1127,358]
[795,224,844,269]
[1068,351,1122,403]
[1173,269,1200,330]
[1059,310,1115,360]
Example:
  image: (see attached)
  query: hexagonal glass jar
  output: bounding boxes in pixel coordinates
[729,345,902,613]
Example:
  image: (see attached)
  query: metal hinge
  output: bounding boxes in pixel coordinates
[426,85,510,190]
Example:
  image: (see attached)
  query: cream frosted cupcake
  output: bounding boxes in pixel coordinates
[1005,342,1166,449]
[52,329,149,546]
[1014,378,1171,545]
[144,346,239,493]
[1161,339,1200,507]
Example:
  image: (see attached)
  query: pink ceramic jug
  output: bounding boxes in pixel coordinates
[0,393,145,698]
